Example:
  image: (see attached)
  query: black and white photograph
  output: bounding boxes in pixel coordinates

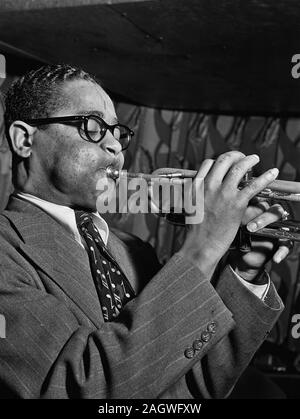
[0,0,300,403]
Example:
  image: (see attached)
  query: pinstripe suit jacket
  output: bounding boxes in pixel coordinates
[0,195,283,399]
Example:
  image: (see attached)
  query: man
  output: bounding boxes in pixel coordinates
[0,64,288,399]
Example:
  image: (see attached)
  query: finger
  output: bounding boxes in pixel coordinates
[249,196,272,208]
[273,245,292,263]
[222,154,260,190]
[205,151,246,185]
[246,203,286,232]
[240,167,279,202]
[242,200,270,225]
[195,159,214,179]
[251,195,272,206]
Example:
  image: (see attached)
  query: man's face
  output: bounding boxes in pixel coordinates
[32,79,124,210]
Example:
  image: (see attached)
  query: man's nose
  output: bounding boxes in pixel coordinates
[100,132,122,156]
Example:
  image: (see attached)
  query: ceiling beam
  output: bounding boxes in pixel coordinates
[1,0,300,114]
[0,0,150,12]
[0,40,47,62]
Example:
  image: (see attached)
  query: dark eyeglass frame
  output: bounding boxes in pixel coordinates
[22,114,134,150]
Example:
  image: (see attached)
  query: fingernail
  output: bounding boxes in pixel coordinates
[251,154,260,161]
[267,168,279,179]
[274,249,286,263]
[274,255,282,264]
[247,222,257,232]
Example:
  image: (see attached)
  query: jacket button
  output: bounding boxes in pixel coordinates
[184,348,195,359]
[193,339,203,351]
[201,331,211,342]
[207,321,217,334]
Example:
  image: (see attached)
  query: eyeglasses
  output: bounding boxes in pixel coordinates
[22,114,134,150]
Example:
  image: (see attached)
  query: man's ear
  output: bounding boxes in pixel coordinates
[9,121,37,158]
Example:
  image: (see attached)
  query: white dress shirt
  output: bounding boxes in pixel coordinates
[17,192,109,247]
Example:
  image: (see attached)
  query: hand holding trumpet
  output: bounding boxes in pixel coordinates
[229,198,292,283]
[177,151,291,283]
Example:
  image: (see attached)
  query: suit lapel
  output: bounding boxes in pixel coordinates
[4,196,103,326]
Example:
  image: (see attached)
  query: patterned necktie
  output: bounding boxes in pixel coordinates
[75,211,135,321]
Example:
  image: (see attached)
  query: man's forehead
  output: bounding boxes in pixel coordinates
[61,79,117,121]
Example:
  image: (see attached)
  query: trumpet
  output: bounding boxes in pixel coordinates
[106,166,300,243]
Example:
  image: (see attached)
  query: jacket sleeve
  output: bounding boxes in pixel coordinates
[158,265,283,399]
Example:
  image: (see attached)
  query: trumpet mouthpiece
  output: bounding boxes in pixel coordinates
[106,166,120,180]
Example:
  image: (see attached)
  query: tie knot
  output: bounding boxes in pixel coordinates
[75,210,105,248]
[75,210,93,229]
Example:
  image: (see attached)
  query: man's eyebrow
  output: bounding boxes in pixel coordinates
[79,110,104,118]
[78,110,118,124]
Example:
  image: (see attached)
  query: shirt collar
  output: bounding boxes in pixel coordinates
[16,192,109,246]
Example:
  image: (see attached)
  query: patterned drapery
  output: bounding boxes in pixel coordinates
[0,77,12,211]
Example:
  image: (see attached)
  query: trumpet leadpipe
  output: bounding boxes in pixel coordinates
[151,168,300,195]
[250,221,300,242]
[106,166,300,197]
[106,166,300,241]
[105,167,157,182]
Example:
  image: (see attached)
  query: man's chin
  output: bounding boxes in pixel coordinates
[71,198,97,212]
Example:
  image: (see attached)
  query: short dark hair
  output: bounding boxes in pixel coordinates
[4,63,98,131]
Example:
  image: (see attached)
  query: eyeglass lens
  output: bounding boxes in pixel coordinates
[84,116,130,150]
